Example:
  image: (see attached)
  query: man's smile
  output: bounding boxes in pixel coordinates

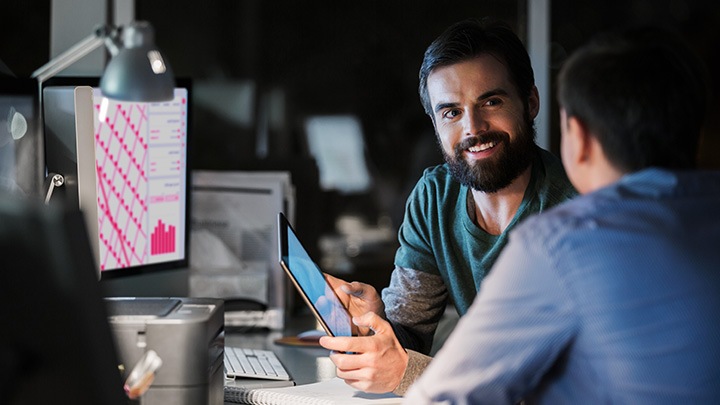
[464,139,500,160]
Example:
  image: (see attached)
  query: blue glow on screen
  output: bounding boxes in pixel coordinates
[287,226,352,336]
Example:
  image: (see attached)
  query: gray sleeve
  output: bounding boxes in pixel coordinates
[392,350,432,396]
[382,266,449,354]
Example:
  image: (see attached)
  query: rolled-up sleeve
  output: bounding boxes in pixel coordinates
[383,266,449,354]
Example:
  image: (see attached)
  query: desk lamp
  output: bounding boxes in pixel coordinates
[31,21,175,203]
[32,20,175,101]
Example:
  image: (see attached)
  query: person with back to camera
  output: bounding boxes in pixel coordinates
[317,18,577,395]
[402,24,720,404]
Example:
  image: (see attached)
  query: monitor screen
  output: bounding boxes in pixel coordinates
[42,77,191,280]
[91,86,188,273]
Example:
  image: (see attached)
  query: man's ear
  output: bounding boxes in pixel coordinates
[562,113,625,193]
[565,115,592,165]
[527,86,540,119]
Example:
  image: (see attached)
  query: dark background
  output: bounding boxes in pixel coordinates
[2,0,719,289]
[136,0,720,235]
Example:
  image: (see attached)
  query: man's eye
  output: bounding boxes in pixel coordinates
[442,109,461,119]
[484,98,502,107]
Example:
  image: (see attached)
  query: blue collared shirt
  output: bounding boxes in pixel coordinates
[404,168,720,404]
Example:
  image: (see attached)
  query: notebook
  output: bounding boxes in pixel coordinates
[224,377,402,405]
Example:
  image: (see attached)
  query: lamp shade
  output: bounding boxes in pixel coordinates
[99,21,175,102]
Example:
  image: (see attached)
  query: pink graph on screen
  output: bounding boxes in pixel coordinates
[93,91,187,270]
[151,219,176,254]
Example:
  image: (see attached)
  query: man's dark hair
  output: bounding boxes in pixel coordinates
[418,18,535,118]
[557,26,708,171]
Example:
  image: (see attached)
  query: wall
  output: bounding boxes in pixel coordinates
[549,0,720,168]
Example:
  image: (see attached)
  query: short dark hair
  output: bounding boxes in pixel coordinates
[557,26,708,171]
[418,18,535,117]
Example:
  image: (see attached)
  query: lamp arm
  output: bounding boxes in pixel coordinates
[31,25,114,83]
[103,26,123,57]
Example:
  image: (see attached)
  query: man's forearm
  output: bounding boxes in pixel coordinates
[383,266,449,353]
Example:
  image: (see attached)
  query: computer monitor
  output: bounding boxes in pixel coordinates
[0,195,126,405]
[0,77,39,197]
[42,77,192,295]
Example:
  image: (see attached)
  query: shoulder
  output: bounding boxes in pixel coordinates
[410,164,462,200]
[512,191,601,251]
[418,164,453,186]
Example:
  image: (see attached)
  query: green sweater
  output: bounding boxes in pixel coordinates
[386,147,577,352]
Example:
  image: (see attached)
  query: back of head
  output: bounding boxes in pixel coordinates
[418,18,535,117]
[557,25,709,171]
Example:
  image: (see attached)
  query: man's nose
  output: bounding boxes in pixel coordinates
[463,109,489,137]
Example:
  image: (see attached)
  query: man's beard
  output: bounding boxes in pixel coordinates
[442,115,536,193]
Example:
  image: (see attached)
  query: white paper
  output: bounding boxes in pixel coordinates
[190,170,293,310]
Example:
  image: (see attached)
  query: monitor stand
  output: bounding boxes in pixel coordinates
[100,267,190,297]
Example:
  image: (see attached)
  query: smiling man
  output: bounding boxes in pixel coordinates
[318,18,577,395]
[404,24,720,404]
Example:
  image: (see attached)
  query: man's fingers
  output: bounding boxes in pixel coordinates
[342,281,372,298]
[352,312,389,334]
[325,273,371,296]
[323,273,345,289]
[324,274,364,298]
[321,319,407,394]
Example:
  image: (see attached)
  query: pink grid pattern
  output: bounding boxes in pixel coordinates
[94,102,150,270]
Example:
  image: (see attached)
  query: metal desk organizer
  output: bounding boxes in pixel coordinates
[105,297,225,405]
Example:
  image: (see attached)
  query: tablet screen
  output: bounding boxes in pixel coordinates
[278,213,352,336]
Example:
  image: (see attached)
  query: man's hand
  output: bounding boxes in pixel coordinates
[324,273,385,336]
[319,312,408,394]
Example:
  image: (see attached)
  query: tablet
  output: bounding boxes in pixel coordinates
[277,212,352,337]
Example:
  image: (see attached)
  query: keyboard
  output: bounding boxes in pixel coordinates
[224,347,291,381]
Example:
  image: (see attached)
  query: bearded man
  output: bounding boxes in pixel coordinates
[318,18,577,395]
